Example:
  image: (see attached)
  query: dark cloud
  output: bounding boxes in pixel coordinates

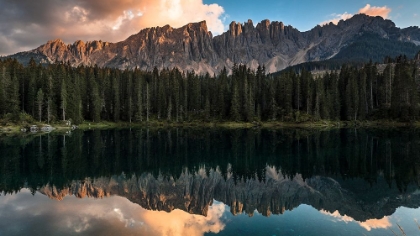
[0,0,225,55]
[0,0,71,55]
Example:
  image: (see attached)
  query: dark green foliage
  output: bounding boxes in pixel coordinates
[0,54,419,124]
[36,89,44,122]
[390,57,419,120]
[1,128,420,195]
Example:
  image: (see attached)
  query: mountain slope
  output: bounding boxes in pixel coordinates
[38,169,420,221]
[6,14,420,74]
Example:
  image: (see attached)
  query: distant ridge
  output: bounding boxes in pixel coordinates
[6,14,420,74]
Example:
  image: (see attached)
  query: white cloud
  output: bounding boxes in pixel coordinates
[358,4,391,18]
[320,12,353,26]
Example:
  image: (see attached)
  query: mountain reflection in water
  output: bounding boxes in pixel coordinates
[0,128,420,235]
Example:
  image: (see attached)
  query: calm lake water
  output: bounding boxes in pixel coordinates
[0,128,419,236]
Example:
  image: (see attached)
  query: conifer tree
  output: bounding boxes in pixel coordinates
[0,65,7,117]
[230,79,240,121]
[134,71,143,122]
[111,73,120,122]
[9,74,21,119]
[60,79,67,121]
[270,83,277,121]
[358,71,367,120]
[36,89,44,122]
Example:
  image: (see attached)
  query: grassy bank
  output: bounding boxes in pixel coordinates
[2,119,420,136]
[76,119,420,129]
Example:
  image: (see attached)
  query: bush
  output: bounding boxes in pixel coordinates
[1,112,36,125]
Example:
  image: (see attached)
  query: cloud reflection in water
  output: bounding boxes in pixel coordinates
[320,210,392,231]
[0,189,225,236]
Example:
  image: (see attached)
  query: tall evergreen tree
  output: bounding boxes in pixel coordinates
[36,89,44,122]
[60,79,67,121]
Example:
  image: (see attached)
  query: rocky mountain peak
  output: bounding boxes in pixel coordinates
[257,19,271,29]
[190,20,208,32]
[246,19,254,26]
[228,21,243,37]
[47,39,65,45]
[8,14,420,74]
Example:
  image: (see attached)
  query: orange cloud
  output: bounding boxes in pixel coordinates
[321,4,392,26]
[321,210,392,231]
[57,0,225,42]
[359,217,392,231]
[0,0,226,55]
[358,4,391,18]
[68,0,226,31]
[141,203,226,236]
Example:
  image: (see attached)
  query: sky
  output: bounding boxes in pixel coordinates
[2,189,416,235]
[0,0,419,56]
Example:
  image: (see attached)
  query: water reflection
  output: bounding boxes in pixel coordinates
[1,189,419,236]
[320,210,392,231]
[0,128,420,235]
[0,189,226,236]
[13,165,420,222]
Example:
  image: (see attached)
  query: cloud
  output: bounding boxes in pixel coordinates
[320,12,353,26]
[0,0,225,55]
[359,217,393,231]
[320,210,392,231]
[142,203,226,236]
[0,189,226,236]
[358,4,391,18]
[321,4,391,26]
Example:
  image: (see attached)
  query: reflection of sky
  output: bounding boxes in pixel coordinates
[0,190,419,236]
[217,205,420,236]
[0,189,225,236]
[320,210,392,231]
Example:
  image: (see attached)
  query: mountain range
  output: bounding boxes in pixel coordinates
[5,14,420,74]
[38,167,420,222]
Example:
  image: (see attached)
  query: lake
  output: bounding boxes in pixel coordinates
[0,128,419,236]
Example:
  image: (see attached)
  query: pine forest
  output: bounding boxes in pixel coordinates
[0,55,419,125]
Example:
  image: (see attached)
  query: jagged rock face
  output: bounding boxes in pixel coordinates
[34,39,111,66]
[38,166,420,221]
[10,14,420,74]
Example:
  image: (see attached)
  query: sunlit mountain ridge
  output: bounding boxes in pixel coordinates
[4,14,420,74]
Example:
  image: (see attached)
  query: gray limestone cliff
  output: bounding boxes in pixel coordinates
[38,166,420,222]
[8,14,420,74]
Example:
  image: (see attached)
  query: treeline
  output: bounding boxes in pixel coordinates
[0,56,419,124]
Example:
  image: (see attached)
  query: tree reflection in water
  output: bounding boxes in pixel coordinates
[0,128,419,234]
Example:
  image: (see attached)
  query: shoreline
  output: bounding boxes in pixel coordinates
[1,120,420,135]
